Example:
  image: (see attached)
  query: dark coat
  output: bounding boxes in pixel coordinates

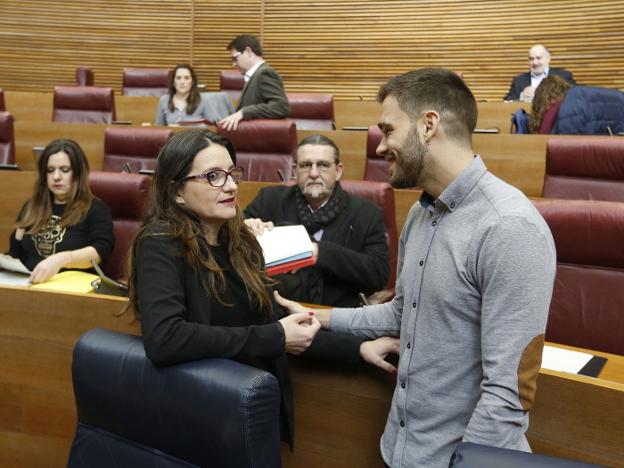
[554,86,624,135]
[136,232,366,446]
[244,185,390,307]
[504,68,576,101]
[237,62,290,119]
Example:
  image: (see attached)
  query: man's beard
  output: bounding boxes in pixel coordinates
[389,128,427,189]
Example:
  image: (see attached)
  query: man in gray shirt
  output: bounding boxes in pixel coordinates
[276,68,556,467]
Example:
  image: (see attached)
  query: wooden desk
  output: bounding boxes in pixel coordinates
[6,90,530,135]
[1,284,623,467]
[334,99,532,133]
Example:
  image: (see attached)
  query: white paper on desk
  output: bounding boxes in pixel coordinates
[256,225,313,265]
[0,254,31,274]
[0,270,31,287]
[541,345,593,374]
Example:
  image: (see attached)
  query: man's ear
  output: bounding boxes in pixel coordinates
[175,195,185,204]
[335,162,344,181]
[423,111,440,140]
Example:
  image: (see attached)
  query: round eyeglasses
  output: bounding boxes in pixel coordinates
[183,167,244,187]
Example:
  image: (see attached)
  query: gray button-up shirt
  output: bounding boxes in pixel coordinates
[331,156,556,468]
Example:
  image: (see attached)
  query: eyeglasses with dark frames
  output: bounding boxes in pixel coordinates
[183,167,244,187]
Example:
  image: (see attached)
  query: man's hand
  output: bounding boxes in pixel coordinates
[219,110,244,131]
[29,252,69,284]
[360,336,401,373]
[279,312,321,354]
[244,218,274,236]
[521,85,535,102]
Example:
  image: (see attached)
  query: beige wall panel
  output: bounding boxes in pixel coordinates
[0,1,622,100]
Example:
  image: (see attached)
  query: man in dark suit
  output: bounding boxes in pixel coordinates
[219,34,290,130]
[244,134,390,308]
[504,44,576,101]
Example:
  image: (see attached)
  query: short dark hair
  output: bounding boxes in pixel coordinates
[227,34,263,57]
[377,68,478,143]
[296,134,340,163]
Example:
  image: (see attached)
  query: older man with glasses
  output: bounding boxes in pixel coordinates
[244,134,390,308]
[219,34,290,131]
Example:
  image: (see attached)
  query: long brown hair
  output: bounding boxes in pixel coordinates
[530,75,572,133]
[18,139,93,234]
[167,64,201,115]
[124,129,273,322]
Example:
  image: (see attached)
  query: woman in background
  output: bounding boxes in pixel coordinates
[8,139,114,283]
[530,75,572,133]
[155,64,234,126]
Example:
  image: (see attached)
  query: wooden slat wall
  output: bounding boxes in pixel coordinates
[263,0,624,99]
[0,1,622,100]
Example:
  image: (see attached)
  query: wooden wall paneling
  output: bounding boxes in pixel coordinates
[262,0,624,100]
[191,1,262,92]
[0,0,194,92]
[0,1,622,100]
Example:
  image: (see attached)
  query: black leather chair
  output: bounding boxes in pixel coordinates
[68,328,282,468]
[449,442,602,467]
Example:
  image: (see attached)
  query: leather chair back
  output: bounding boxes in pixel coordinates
[0,112,15,165]
[542,136,624,202]
[0,88,5,111]
[533,199,624,355]
[287,93,335,130]
[52,86,116,124]
[103,127,173,172]
[340,179,398,288]
[89,172,151,280]
[75,66,94,86]
[218,120,297,182]
[449,442,600,467]
[68,328,282,468]
[122,68,172,97]
[364,125,391,182]
[219,70,245,101]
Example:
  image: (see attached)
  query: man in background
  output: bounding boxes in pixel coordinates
[244,134,390,307]
[504,44,576,101]
[219,34,290,130]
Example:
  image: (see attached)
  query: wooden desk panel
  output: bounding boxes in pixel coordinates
[0,171,37,252]
[1,283,624,467]
[14,121,108,171]
[6,91,531,136]
[333,100,532,134]
[0,286,133,468]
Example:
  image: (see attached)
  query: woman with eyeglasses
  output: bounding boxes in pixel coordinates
[7,139,114,283]
[125,129,350,446]
[155,64,234,126]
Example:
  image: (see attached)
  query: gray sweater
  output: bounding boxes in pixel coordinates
[331,156,556,468]
[155,92,234,126]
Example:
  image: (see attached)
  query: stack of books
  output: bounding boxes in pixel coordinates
[255,225,316,276]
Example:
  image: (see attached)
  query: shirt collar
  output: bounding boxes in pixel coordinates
[531,66,549,79]
[419,155,487,212]
[244,60,265,82]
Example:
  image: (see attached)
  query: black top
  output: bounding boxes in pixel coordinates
[136,230,366,446]
[8,198,114,272]
[244,185,390,307]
